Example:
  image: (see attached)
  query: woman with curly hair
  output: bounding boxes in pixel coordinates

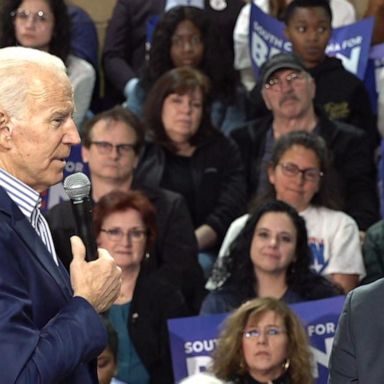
[211,297,314,384]
[0,0,95,127]
[200,200,341,314]
[125,5,247,134]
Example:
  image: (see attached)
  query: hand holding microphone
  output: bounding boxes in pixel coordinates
[64,172,121,311]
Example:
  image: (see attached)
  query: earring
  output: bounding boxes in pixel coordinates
[283,359,290,371]
[145,251,150,259]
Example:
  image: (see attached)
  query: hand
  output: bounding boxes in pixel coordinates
[69,236,122,313]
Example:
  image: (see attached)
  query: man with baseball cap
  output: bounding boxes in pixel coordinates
[231,52,379,233]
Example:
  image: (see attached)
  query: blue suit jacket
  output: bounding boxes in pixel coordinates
[0,187,106,383]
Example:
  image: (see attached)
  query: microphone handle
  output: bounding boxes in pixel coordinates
[71,197,98,261]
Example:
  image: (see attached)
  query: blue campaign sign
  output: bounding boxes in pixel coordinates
[168,295,345,383]
[249,3,374,80]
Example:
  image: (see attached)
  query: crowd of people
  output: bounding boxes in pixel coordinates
[0,0,384,383]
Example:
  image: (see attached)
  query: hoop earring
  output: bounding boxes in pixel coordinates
[283,358,290,371]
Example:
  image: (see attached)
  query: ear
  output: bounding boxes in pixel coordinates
[267,163,276,185]
[0,110,13,150]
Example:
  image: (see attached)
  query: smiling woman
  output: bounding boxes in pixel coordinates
[200,199,341,315]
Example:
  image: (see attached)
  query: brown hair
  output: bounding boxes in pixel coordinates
[211,297,314,384]
[143,66,216,152]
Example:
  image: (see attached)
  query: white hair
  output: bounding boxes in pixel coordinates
[178,373,225,384]
[0,47,68,119]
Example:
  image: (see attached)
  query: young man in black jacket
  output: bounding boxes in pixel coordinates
[284,0,379,149]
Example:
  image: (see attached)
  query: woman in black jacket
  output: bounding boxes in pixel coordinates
[94,190,187,384]
[135,66,246,278]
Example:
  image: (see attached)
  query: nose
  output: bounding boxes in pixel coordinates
[269,236,278,247]
[65,120,81,145]
[279,79,294,93]
[256,332,268,344]
[180,99,192,114]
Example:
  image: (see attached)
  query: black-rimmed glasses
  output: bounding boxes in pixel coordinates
[278,162,323,182]
[90,141,137,156]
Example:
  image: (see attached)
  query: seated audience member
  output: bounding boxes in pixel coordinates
[98,318,127,384]
[0,0,95,128]
[231,52,379,232]
[134,67,246,278]
[283,0,378,148]
[47,106,205,314]
[102,0,244,107]
[95,190,188,384]
[360,219,384,285]
[125,5,246,134]
[200,200,341,315]
[211,297,314,383]
[209,131,364,293]
[234,0,356,91]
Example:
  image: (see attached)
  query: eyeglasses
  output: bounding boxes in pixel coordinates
[90,141,137,156]
[243,327,287,339]
[279,162,323,182]
[100,228,148,243]
[11,9,51,26]
[264,71,306,92]
[171,35,202,48]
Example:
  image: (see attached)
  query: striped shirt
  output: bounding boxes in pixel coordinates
[0,168,59,265]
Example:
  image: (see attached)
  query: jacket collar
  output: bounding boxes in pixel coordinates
[0,186,72,299]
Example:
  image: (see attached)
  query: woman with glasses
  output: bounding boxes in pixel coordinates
[201,198,341,315]
[0,0,95,128]
[94,189,188,384]
[207,131,364,296]
[211,297,314,384]
[124,5,246,135]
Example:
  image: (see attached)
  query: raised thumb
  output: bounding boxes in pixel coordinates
[70,235,86,262]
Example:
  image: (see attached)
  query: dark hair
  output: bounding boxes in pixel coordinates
[141,5,237,103]
[82,105,145,154]
[284,0,333,25]
[267,130,341,210]
[93,190,157,252]
[226,200,339,299]
[0,0,71,63]
[144,66,216,151]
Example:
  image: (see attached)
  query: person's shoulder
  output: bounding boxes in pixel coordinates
[310,206,357,225]
[134,182,183,206]
[230,116,271,140]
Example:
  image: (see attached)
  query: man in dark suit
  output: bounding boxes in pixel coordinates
[0,46,121,383]
[329,278,384,382]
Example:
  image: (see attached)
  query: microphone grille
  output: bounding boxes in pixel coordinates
[63,172,91,200]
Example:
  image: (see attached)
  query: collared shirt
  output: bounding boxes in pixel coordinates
[0,168,58,265]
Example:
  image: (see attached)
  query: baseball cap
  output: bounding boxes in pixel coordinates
[259,53,306,85]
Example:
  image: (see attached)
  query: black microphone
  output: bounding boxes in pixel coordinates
[63,172,98,262]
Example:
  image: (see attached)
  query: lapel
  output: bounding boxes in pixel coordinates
[0,187,72,299]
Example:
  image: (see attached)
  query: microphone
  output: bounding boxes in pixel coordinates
[63,172,98,262]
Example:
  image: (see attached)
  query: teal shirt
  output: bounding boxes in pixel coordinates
[108,303,150,384]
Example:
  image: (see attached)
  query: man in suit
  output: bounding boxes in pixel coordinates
[329,278,384,382]
[0,46,121,382]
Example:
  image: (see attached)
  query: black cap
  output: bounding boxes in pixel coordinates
[259,53,306,85]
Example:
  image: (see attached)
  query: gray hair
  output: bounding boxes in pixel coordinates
[0,47,67,119]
